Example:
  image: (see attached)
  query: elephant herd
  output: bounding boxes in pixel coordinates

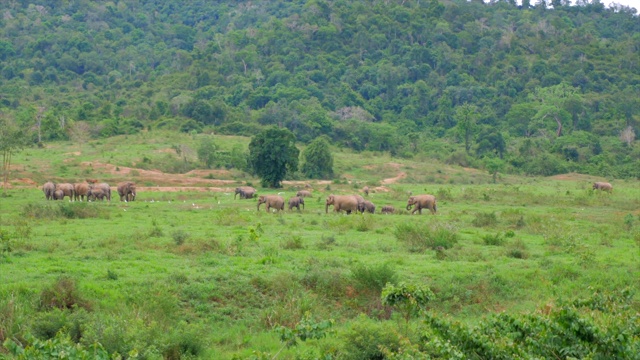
[42,180,137,202]
[237,185,437,215]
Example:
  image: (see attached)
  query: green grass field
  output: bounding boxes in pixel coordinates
[1,133,639,359]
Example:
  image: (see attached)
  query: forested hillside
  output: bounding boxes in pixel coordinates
[1,0,639,178]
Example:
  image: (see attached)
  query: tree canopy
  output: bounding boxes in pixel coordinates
[301,136,334,179]
[248,127,299,188]
[0,0,638,178]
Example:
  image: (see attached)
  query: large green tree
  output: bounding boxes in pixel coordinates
[248,126,299,188]
[301,136,334,179]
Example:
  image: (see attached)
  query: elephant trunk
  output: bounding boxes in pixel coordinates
[325,203,329,214]
[257,202,262,211]
[406,204,412,211]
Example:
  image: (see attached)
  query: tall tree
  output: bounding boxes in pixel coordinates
[248,127,299,188]
[454,104,479,154]
[301,136,334,179]
[197,136,218,168]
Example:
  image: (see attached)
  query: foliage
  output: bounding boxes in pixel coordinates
[339,315,402,360]
[351,263,398,295]
[248,127,299,188]
[0,0,638,178]
[394,223,458,252]
[301,136,334,179]
[196,136,218,169]
[3,332,113,360]
[382,282,435,331]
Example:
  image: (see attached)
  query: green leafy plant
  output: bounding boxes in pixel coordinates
[382,282,435,332]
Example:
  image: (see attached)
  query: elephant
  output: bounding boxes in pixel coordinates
[74,182,90,202]
[257,195,285,212]
[235,186,256,199]
[117,181,137,202]
[359,200,376,214]
[42,181,56,200]
[55,183,75,201]
[593,182,613,192]
[353,194,366,214]
[363,186,370,196]
[296,190,312,198]
[53,189,65,200]
[288,196,305,211]
[87,188,107,201]
[325,194,359,214]
[406,194,437,215]
[381,205,395,214]
[91,183,112,201]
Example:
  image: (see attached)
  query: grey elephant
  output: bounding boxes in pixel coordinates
[406,194,437,215]
[381,205,395,214]
[43,181,56,200]
[235,186,256,199]
[296,190,312,198]
[90,183,111,201]
[55,183,75,201]
[363,186,370,196]
[257,195,285,212]
[87,188,108,201]
[117,181,136,202]
[288,196,305,211]
[53,189,65,200]
[325,194,359,214]
[353,194,366,214]
[593,182,613,192]
[360,200,375,214]
[74,182,90,201]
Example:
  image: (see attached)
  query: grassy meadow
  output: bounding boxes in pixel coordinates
[1,132,639,359]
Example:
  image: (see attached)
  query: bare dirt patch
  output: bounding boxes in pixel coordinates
[381,172,406,185]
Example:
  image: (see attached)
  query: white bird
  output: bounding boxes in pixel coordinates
[217,201,220,204]
[123,209,127,212]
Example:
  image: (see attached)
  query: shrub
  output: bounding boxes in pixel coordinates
[171,230,190,245]
[162,328,205,360]
[302,269,347,299]
[340,315,401,360]
[482,233,506,246]
[282,235,304,250]
[4,332,110,359]
[394,223,458,252]
[351,263,398,295]
[506,239,529,259]
[472,212,498,227]
[39,277,90,311]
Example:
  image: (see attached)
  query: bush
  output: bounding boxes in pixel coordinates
[39,277,91,311]
[351,263,398,295]
[394,223,458,252]
[21,203,105,220]
[171,230,190,245]
[482,233,506,246]
[472,212,498,227]
[339,315,401,360]
[506,239,529,259]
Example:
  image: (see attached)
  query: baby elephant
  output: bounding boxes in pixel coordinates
[53,189,65,200]
[288,196,305,211]
[360,200,376,214]
[592,182,613,193]
[381,205,395,214]
[87,188,108,201]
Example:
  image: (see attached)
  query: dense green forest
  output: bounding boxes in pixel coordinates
[1,0,639,178]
